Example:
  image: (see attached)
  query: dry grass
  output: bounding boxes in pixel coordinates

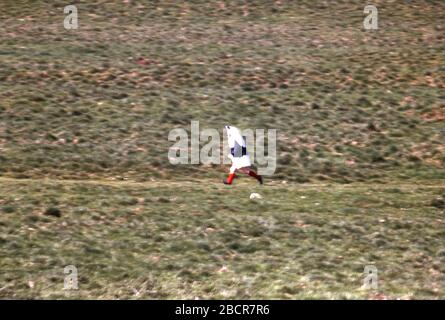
[0,177,444,299]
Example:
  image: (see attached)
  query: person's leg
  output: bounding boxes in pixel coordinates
[240,166,263,184]
[223,165,237,185]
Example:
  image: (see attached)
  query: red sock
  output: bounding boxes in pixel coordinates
[226,173,235,184]
[248,170,260,180]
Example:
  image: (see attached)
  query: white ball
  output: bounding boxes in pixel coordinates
[250,193,262,200]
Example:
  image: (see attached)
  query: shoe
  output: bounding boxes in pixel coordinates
[258,176,263,185]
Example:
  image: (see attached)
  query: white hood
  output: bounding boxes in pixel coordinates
[224,125,246,149]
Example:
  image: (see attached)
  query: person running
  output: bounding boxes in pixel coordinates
[223,125,263,185]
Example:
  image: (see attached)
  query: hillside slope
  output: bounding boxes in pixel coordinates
[0,0,444,182]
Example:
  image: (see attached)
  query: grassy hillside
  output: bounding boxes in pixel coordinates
[0,0,444,182]
[0,0,444,300]
[1,177,444,299]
